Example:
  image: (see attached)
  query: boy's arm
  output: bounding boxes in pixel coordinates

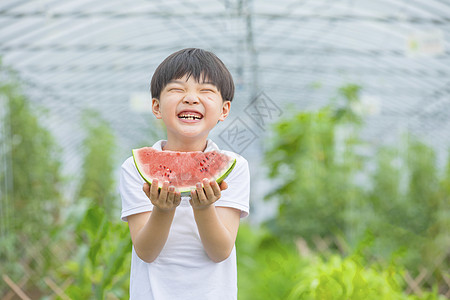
[191,179,242,263]
[127,180,181,263]
[193,205,241,263]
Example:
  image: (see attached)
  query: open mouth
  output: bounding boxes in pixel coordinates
[177,111,203,120]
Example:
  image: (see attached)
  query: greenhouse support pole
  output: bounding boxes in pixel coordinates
[245,0,258,99]
[0,94,12,237]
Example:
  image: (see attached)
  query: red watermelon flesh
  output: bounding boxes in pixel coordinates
[132,147,236,196]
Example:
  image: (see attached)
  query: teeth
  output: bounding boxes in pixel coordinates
[179,114,201,120]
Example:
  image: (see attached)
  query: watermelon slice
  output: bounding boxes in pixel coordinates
[132,147,236,196]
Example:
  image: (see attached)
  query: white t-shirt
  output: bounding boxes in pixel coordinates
[119,139,250,300]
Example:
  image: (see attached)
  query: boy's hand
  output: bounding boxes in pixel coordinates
[143,179,181,212]
[190,179,228,210]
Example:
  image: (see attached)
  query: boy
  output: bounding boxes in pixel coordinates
[119,48,250,299]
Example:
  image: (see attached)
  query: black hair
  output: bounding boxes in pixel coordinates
[150,48,235,102]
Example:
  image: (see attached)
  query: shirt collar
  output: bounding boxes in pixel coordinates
[152,139,219,152]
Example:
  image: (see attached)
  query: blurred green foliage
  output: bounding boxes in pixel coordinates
[0,68,63,293]
[77,110,117,217]
[52,110,132,298]
[55,200,131,299]
[0,67,131,297]
[236,224,446,300]
[368,137,449,270]
[264,85,365,242]
[263,84,450,292]
[1,85,62,230]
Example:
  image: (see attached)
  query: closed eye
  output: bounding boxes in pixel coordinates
[201,88,216,93]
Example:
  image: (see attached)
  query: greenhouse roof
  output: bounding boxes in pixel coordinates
[1,0,449,198]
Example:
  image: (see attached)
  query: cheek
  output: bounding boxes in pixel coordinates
[160,99,177,112]
[205,103,223,116]
[202,95,223,108]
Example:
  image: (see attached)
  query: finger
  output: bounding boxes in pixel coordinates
[219,181,228,191]
[159,180,170,200]
[210,180,221,198]
[203,178,215,200]
[150,179,159,199]
[143,182,150,197]
[167,186,176,203]
[190,189,198,206]
[173,192,182,206]
[196,182,206,203]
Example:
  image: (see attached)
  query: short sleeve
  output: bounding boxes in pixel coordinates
[215,153,250,218]
[119,157,153,221]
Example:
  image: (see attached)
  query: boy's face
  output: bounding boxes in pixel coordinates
[152,74,231,141]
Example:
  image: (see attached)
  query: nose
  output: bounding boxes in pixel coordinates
[183,94,200,104]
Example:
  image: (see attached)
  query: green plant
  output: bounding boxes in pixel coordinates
[56,200,132,299]
[50,110,132,298]
[77,110,117,217]
[367,137,450,290]
[236,225,445,300]
[262,83,449,295]
[237,224,307,300]
[0,77,62,235]
[0,64,63,294]
[263,85,365,244]
[287,253,445,300]
[47,110,132,298]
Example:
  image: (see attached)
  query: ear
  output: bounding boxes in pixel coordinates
[152,98,162,119]
[219,100,231,121]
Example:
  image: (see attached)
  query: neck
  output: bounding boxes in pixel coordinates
[162,136,208,152]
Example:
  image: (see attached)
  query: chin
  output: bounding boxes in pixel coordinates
[177,131,205,138]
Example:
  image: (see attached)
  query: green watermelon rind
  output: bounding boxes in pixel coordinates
[132,149,237,197]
